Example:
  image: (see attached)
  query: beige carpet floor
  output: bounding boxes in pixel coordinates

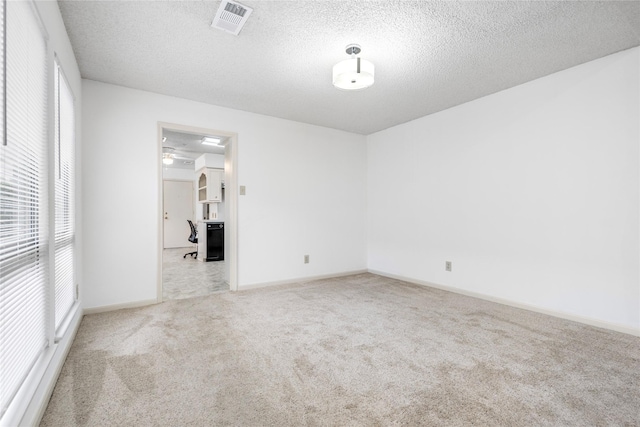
[41,273,640,426]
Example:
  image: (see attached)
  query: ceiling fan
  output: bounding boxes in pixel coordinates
[162,147,195,165]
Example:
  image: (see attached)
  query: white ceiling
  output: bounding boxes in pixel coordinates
[59,0,640,135]
[163,129,225,169]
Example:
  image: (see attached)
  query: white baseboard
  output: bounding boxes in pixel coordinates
[83,298,158,315]
[369,269,640,337]
[239,270,369,291]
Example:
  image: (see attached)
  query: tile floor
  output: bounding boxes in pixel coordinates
[162,247,228,300]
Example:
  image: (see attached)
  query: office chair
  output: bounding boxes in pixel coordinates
[184,220,198,259]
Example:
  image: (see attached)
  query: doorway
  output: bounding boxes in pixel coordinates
[157,122,239,302]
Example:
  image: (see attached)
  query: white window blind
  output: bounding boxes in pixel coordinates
[0,0,49,418]
[54,61,75,332]
[0,0,3,148]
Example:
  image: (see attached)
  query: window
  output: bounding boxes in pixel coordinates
[54,59,76,333]
[0,0,49,418]
[0,1,78,422]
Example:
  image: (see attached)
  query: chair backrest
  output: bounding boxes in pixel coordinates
[187,220,198,243]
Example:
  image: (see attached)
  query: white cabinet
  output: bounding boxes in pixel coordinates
[197,168,223,203]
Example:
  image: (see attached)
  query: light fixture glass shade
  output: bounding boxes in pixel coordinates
[162,155,174,165]
[333,57,374,90]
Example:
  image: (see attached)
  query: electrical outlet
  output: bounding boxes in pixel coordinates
[304,255,309,264]
[445,261,452,272]
[239,185,246,195]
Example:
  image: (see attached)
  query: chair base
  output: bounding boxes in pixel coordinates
[183,251,197,259]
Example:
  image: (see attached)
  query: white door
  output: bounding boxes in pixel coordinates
[163,180,194,248]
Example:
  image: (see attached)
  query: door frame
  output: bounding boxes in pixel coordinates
[156,122,239,302]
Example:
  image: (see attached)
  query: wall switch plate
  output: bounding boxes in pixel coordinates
[239,185,246,195]
[445,261,452,272]
[304,255,309,264]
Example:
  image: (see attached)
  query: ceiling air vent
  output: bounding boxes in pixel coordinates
[211,0,253,36]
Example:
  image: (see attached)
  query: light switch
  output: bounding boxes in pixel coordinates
[239,185,246,195]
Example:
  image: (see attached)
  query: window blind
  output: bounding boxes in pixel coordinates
[54,61,75,332]
[0,0,4,148]
[0,0,49,418]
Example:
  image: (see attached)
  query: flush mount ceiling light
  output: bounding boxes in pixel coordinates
[332,44,375,91]
[162,153,174,165]
[201,136,222,146]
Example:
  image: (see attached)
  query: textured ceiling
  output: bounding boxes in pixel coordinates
[59,0,640,135]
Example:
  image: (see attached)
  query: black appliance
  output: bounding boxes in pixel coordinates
[206,222,224,261]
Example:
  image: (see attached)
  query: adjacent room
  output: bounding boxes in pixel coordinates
[1,1,639,426]
[161,128,230,300]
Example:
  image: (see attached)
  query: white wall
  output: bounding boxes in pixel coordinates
[163,167,194,181]
[82,81,367,309]
[367,47,640,332]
